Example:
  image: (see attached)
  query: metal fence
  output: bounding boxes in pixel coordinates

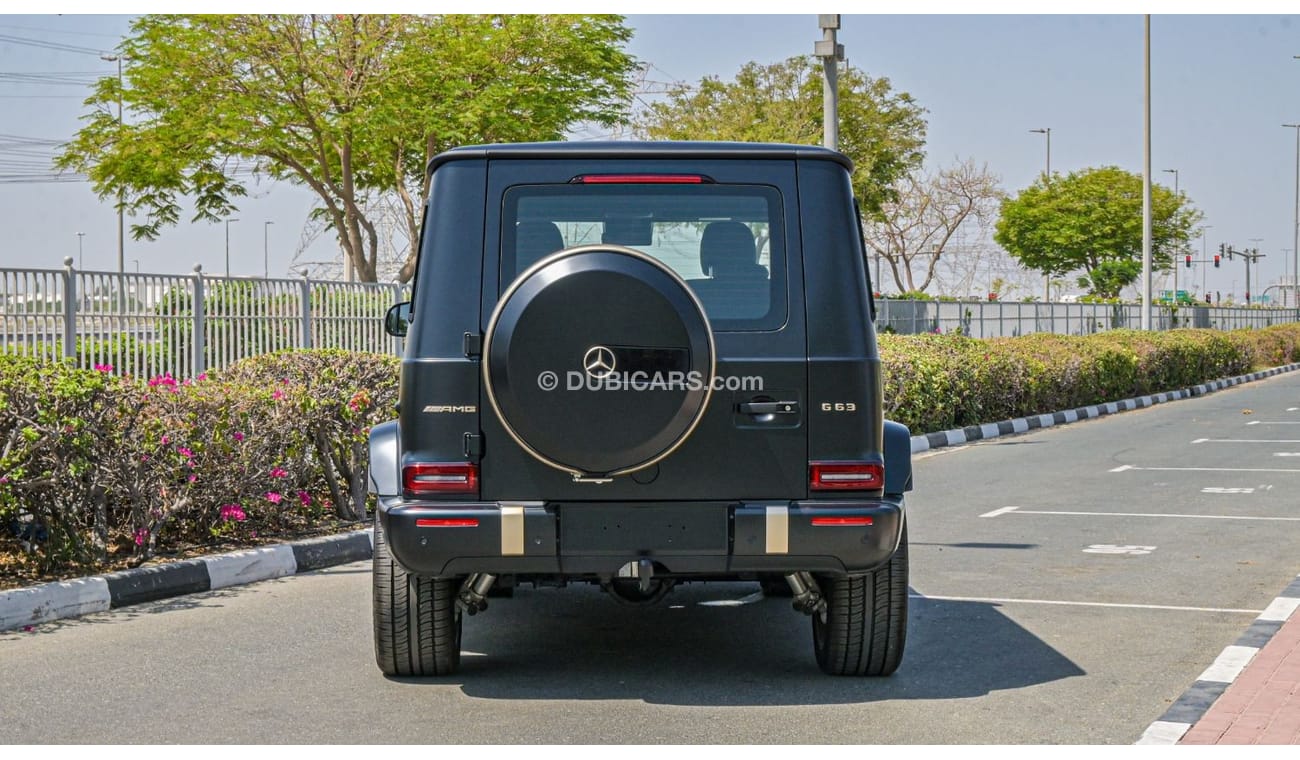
[874,299,1298,337]
[1,259,408,380]
[4,260,1297,378]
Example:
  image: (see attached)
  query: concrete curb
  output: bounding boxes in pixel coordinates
[0,528,373,632]
[908,362,1300,455]
[1136,573,1300,744]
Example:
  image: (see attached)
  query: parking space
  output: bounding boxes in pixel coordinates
[909,373,1300,740]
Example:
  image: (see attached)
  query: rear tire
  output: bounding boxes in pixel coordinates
[812,523,908,676]
[373,516,462,676]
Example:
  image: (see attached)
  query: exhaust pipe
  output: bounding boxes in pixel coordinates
[458,573,496,614]
[785,572,826,616]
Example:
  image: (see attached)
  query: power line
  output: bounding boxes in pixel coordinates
[0,33,110,57]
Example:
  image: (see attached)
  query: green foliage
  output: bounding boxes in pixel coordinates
[1076,260,1143,299]
[635,55,926,218]
[994,166,1203,291]
[879,325,1300,433]
[56,14,638,282]
[1,351,398,575]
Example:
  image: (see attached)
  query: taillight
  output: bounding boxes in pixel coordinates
[415,517,479,528]
[402,462,479,497]
[809,461,884,491]
[811,516,874,526]
[570,174,710,184]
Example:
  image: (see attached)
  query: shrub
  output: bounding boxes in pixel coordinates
[0,349,400,575]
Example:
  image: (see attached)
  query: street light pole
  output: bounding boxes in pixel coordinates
[263,221,274,279]
[100,53,124,278]
[1285,124,1300,314]
[1030,127,1052,301]
[1141,14,1152,330]
[815,15,844,151]
[1163,168,1180,297]
[76,231,84,270]
[225,218,239,277]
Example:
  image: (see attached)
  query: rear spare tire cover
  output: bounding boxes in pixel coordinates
[483,245,715,478]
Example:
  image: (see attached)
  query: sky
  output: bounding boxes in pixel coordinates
[1,10,1298,300]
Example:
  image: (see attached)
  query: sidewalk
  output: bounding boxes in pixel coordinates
[1180,608,1300,744]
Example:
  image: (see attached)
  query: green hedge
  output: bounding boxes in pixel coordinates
[879,324,1300,434]
[1,350,398,575]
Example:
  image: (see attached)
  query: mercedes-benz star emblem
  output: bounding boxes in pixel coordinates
[583,345,616,379]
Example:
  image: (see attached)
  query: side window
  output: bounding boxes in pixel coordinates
[501,184,786,331]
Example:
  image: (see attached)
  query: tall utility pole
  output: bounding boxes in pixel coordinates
[1286,124,1300,313]
[100,53,124,278]
[1141,15,1152,330]
[263,220,274,279]
[815,15,844,150]
[1030,127,1052,301]
[1163,168,1180,297]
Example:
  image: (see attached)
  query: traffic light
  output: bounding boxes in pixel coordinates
[1227,246,1234,261]
[1219,243,1225,257]
[1214,254,1220,268]
[1185,255,1192,268]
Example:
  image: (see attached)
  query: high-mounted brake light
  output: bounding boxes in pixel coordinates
[403,462,479,496]
[809,461,884,491]
[570,174,710,184]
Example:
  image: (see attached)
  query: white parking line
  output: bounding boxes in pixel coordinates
[1110,465,1300,473]
[1246,421,1300,425]
[909,593,1262,615]
[979,506,1020,518]
[1191,439,1300,444]
[984,506,1300,522]
[1275,453,1300,457]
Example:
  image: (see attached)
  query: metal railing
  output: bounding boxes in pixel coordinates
[1,259,408,379]
[874,299,1297,337]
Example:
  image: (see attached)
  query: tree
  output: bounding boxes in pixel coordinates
[634,56,926,217]
[994,166,1202,296]
[860,159,1003,294]
[57,14,638,282]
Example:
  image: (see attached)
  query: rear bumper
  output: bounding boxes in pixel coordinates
[377,497,904,578]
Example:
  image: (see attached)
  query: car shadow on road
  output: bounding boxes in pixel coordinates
[400,583,1085,706]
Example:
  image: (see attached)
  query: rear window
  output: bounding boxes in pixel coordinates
[502,184,786,331]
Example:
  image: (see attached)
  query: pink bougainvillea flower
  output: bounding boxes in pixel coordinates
[187,474,197,483]
[232,431,245,442]
[93,363,114,373]
[297,490,311,506]
[160,434,170,445]
[265,491,283,505]
[177,447,193,458]
[196,373,208,382]
[133,528,148,546]
[147,373,177,388]
[140,455,150,462]
[272,389,285,401]
[269,467,288,479]
[219,504,247,522]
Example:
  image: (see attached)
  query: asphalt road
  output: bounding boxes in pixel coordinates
[5,373,1300,743]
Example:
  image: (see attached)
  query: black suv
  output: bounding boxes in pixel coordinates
[370,142,913,677]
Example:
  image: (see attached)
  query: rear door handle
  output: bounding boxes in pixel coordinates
[737,401,800,415]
